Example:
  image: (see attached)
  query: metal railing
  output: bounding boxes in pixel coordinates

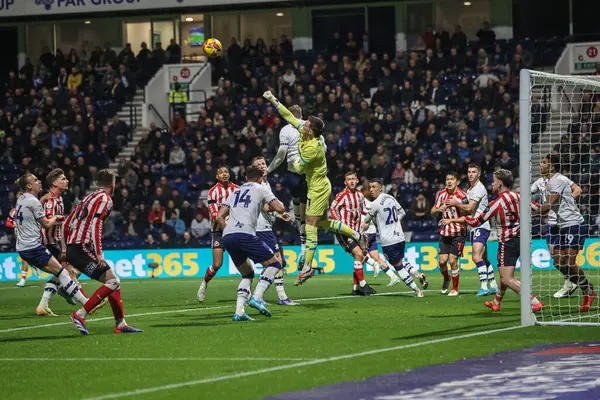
[126,96,139,129]
[168,89,208,123]
[148,103,169,129]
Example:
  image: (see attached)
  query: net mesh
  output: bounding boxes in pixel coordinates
[525,70,600,325]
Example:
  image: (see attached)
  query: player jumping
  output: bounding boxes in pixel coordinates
[364,178,424,297]
[197,167,239,302]
[431,172,467,296]
[262,90,367,285]
[443,169,543,312]
[267,105,309,270]
[216,165,289,321]
[66,169,142,335]
[14,174,88,310]
[253,156,297,305]
[330,172,375,296]
[444,164,497,296]
[35,169,95,316]
[538,155,596,311]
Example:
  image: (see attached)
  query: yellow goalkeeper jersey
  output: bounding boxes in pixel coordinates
[298,136,328,189]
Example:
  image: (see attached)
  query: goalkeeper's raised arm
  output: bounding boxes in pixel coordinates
[263,90,304,130]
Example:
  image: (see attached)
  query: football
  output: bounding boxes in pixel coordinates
[203,38,223,58]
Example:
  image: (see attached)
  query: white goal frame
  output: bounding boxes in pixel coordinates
[519,68,600,327]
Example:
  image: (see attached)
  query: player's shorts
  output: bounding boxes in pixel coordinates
[367,233,378,253]
[67,244,111,280]
[469,228,490,245]
[223,232,274,267]
[306,179,332,217]
[46,243,62,259]
[19,245,52,270]
[498,238,519,268]
[286,172,307,203]
[257,230,280,253]
[545,225,560,247]
[439,235,466,257]
[556,225,588,251]
[211,230,224,249]
[336,233,359,254]
[381,241,406,266]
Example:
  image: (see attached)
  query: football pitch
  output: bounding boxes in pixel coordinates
[1,273,599,400]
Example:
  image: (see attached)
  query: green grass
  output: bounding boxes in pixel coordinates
[0,273,599,400]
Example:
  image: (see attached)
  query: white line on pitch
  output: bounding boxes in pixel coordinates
[0,357,316,362]
[82,324,523,400]
[0,289,429,334]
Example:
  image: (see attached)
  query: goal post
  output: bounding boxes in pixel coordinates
[519,68,534,327]
[519,68,600,326]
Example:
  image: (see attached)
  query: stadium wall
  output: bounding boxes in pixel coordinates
[1,239,598,282]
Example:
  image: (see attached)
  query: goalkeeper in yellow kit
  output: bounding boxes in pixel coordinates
[263,90,368,284]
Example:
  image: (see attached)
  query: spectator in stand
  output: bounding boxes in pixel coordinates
[144,234,158,249]
[166,211,186,237]
[190,213,211,239]
[411,191,431,221]
[169,143,186,167]
[166,39,182,64]
[477,21,496,47]
[182,231,199,248]
[171,112,186,137]
[148,200,165,229]
[67,67,82,90]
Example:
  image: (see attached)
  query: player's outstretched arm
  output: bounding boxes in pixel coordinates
[263,90,303,130]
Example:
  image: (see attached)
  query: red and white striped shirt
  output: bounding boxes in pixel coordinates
[41,192,64,246]
[207,181,239,230]
[64,189,113,255]
[329,188,366,232]
[466,190,522,242]
[434,188,467,237]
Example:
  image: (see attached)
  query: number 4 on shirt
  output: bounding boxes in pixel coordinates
[233,189,252,208]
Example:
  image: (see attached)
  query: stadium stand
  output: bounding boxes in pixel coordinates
[2,30,596,251]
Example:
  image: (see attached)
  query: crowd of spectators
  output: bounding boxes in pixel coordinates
[1,24,598,250]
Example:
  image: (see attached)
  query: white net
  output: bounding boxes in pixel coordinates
[521,69,600,326]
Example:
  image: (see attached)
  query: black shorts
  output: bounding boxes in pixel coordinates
[211,231,224,249]
[286,172,308,203]
[439,235,466,257]
[67,244,111,281]
[336,233,359,255]
[498,238,519,268]
[46,243,62,259]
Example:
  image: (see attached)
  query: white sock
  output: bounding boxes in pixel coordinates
[381,261,397,279]
[38,279,58,308]
[299,224,306,261]
[487,263,497,289]
[236,277,252,315]
[253,264,280,301]
[56,268,86,304]
[366,256,382,272]
[476,261,488,289]
[274,270,288,301]
[396,265,419,292]
[403,261,421,279]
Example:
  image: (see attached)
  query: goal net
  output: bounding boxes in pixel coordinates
[519,69,600,326]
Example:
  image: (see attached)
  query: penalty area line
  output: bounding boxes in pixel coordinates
[82,324,523,400]
[0,357,317,362]
[0,289,426,335]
